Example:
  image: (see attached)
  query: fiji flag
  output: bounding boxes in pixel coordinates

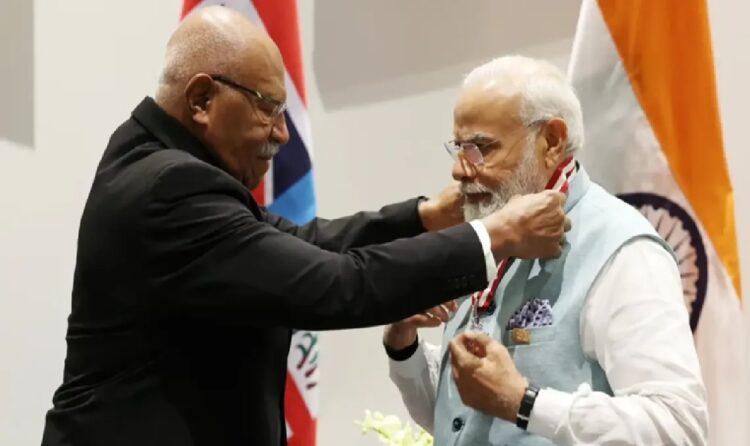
[180,1,319,445]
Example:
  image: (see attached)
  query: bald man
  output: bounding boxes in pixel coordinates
[41,7,568,446]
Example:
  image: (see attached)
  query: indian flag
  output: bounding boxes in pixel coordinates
[568,0,745,444]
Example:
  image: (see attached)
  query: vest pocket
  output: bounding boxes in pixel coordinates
[503,325,557,348]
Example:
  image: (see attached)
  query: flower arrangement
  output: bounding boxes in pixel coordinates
[355,410,433,446]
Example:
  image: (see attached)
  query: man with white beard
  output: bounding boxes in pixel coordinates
[383,56,709,446]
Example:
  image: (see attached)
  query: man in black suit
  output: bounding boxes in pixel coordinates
[42,6,568,446]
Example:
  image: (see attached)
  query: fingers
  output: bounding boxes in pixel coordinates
[460,332,488,358]
[444,300,459,313]
[554,244,563,257]
[449,336,482,371]
[407,301,457,328]
[544,192,567,258]
[462,331,494,346]
[544,189,566,206]
[455,331,493,358]
[461,331,509,363]
[428,304,451,323]
[410,314,442,328]
[422,301,457,324]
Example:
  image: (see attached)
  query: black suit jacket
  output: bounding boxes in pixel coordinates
[42,98,487,446]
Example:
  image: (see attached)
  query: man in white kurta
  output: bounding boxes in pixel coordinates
[384,56,707,446]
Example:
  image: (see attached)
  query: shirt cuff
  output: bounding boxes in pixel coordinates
[384,335,420,361]
[388,340,430,380]
[469,220,498,283]
[526,387,578,439]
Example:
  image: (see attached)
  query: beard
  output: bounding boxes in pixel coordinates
[461,138,547,221]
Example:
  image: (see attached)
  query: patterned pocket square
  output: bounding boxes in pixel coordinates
[506,298,554,330]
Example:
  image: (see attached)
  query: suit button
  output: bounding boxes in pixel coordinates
[452,417,464,432]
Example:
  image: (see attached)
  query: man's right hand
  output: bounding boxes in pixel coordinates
[482,190,569,260]
[383,301,458,351]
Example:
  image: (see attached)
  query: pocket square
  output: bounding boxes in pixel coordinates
[506,298,553,330]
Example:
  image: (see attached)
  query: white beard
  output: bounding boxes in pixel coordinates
[462,140,546,221]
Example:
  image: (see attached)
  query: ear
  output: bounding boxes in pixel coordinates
[541,118,568,169]
[184,74,215,126]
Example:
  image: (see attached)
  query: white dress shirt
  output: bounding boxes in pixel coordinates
[390,226,708,445]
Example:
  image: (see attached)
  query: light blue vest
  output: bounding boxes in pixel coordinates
[433,167,672,446]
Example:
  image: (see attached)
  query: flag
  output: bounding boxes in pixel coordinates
[568,1,744,443]
[180,2,318,445]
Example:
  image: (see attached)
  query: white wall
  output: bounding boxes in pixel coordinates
[0,1,748,445]
[0,1,182,444]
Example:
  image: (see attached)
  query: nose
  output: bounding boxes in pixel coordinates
[270,114,290,145]
[451,152,477,182]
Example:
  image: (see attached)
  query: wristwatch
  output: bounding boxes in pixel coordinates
[516,385,540,430]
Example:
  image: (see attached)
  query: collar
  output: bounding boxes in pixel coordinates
[131,97,221,168]
[563,162,590,214]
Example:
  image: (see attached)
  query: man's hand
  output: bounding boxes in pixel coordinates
[383,301,458,350]
[449,331,527,422]
[418,182,465,231]
[482,190,570,260]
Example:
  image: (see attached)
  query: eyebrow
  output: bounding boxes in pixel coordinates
[455,133,496,144]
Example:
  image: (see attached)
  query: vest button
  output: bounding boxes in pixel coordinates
[452,417,464,432]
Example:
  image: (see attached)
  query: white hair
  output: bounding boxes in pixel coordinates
[463,55,584,153]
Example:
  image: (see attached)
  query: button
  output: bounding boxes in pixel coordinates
[452,417,464,432]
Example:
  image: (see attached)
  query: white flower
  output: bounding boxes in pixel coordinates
[355,410,433,446]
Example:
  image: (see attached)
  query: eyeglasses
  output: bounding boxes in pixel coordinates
[444,120,546,166]
[443,139,496,166]
[209,74,288,122]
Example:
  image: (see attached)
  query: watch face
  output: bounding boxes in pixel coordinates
[618,193,708,332]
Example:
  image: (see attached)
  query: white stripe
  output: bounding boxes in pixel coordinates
[477,287,491,307]
[264,159,274,205]
[563,159,576,177]
[550,160,576,192]
[551,175,566,192]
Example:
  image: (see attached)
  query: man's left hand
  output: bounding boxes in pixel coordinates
[449,331,528,422]
[418,182,464,231]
